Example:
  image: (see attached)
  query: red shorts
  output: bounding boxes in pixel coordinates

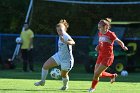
[96,56,114,67]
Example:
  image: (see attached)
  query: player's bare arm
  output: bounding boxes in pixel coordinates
[60,36,75,45]
[115,38,128,51]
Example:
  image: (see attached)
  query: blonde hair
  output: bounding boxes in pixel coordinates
[98,18,112,29]
[56,19,69,31]
[105,18,112,23]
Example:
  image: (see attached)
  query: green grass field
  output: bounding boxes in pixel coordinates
[0,67,140,93]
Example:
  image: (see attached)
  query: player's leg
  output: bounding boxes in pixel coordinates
[61,70,69,90]
[100,71,117,79]
[34,57,58,86]
[41,57,58,81]
[88,63,100,92]
[94,63,100,73]
[99,57,118,83]
[89,64,108,92]
[60,60,73,90]
[94,64,116,80]
[100,71,118,84]
[94,56,102,75]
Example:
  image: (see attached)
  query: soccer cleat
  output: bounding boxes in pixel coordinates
[110,73,118,84]
[60,86,68,90]
[88,88,95,92]
[34,81,45,86]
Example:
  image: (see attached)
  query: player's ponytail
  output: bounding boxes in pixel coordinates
[105,18,112,23]
[105,18,111,29]
[59,19,69,29]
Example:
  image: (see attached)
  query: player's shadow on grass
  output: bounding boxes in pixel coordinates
[0,88,88,92]
[0,89,47,91]
[0,88,59,92]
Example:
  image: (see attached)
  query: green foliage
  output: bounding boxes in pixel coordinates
[1,0,140,35]
[0,0,29,33]
[32,1,140,35]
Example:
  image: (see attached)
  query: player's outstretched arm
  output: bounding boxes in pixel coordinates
[115,38,128,51]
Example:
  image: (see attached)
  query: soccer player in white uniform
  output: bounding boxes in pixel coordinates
[34,19,75,90]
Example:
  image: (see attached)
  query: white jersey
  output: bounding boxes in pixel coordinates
[52,32,74,71]
[57,32,73,61]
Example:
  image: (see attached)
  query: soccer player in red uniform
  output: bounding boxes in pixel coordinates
[88,18,128,92]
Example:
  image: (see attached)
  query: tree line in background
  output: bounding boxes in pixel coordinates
[0,0,140,35]
[0,0,29,33]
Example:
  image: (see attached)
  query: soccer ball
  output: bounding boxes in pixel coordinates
[121,70,128,76]
[16,37,22,43]
[50,68,61,79]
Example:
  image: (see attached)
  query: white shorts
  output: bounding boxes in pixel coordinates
[52,53,74,71]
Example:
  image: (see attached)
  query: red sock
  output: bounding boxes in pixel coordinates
[91,80,99,89]
[100,71,114,78]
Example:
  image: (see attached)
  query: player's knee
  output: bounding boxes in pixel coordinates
[61,73,67,78]
[42,65,49,70]
[94,71,100,79]
[61,71,68,78]
[61,75,66,78]
[42,62,51,70]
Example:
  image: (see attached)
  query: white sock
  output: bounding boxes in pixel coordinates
[62,76,69,87]
[41,68,48,82]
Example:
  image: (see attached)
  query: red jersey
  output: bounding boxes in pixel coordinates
[98,30,117,57]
